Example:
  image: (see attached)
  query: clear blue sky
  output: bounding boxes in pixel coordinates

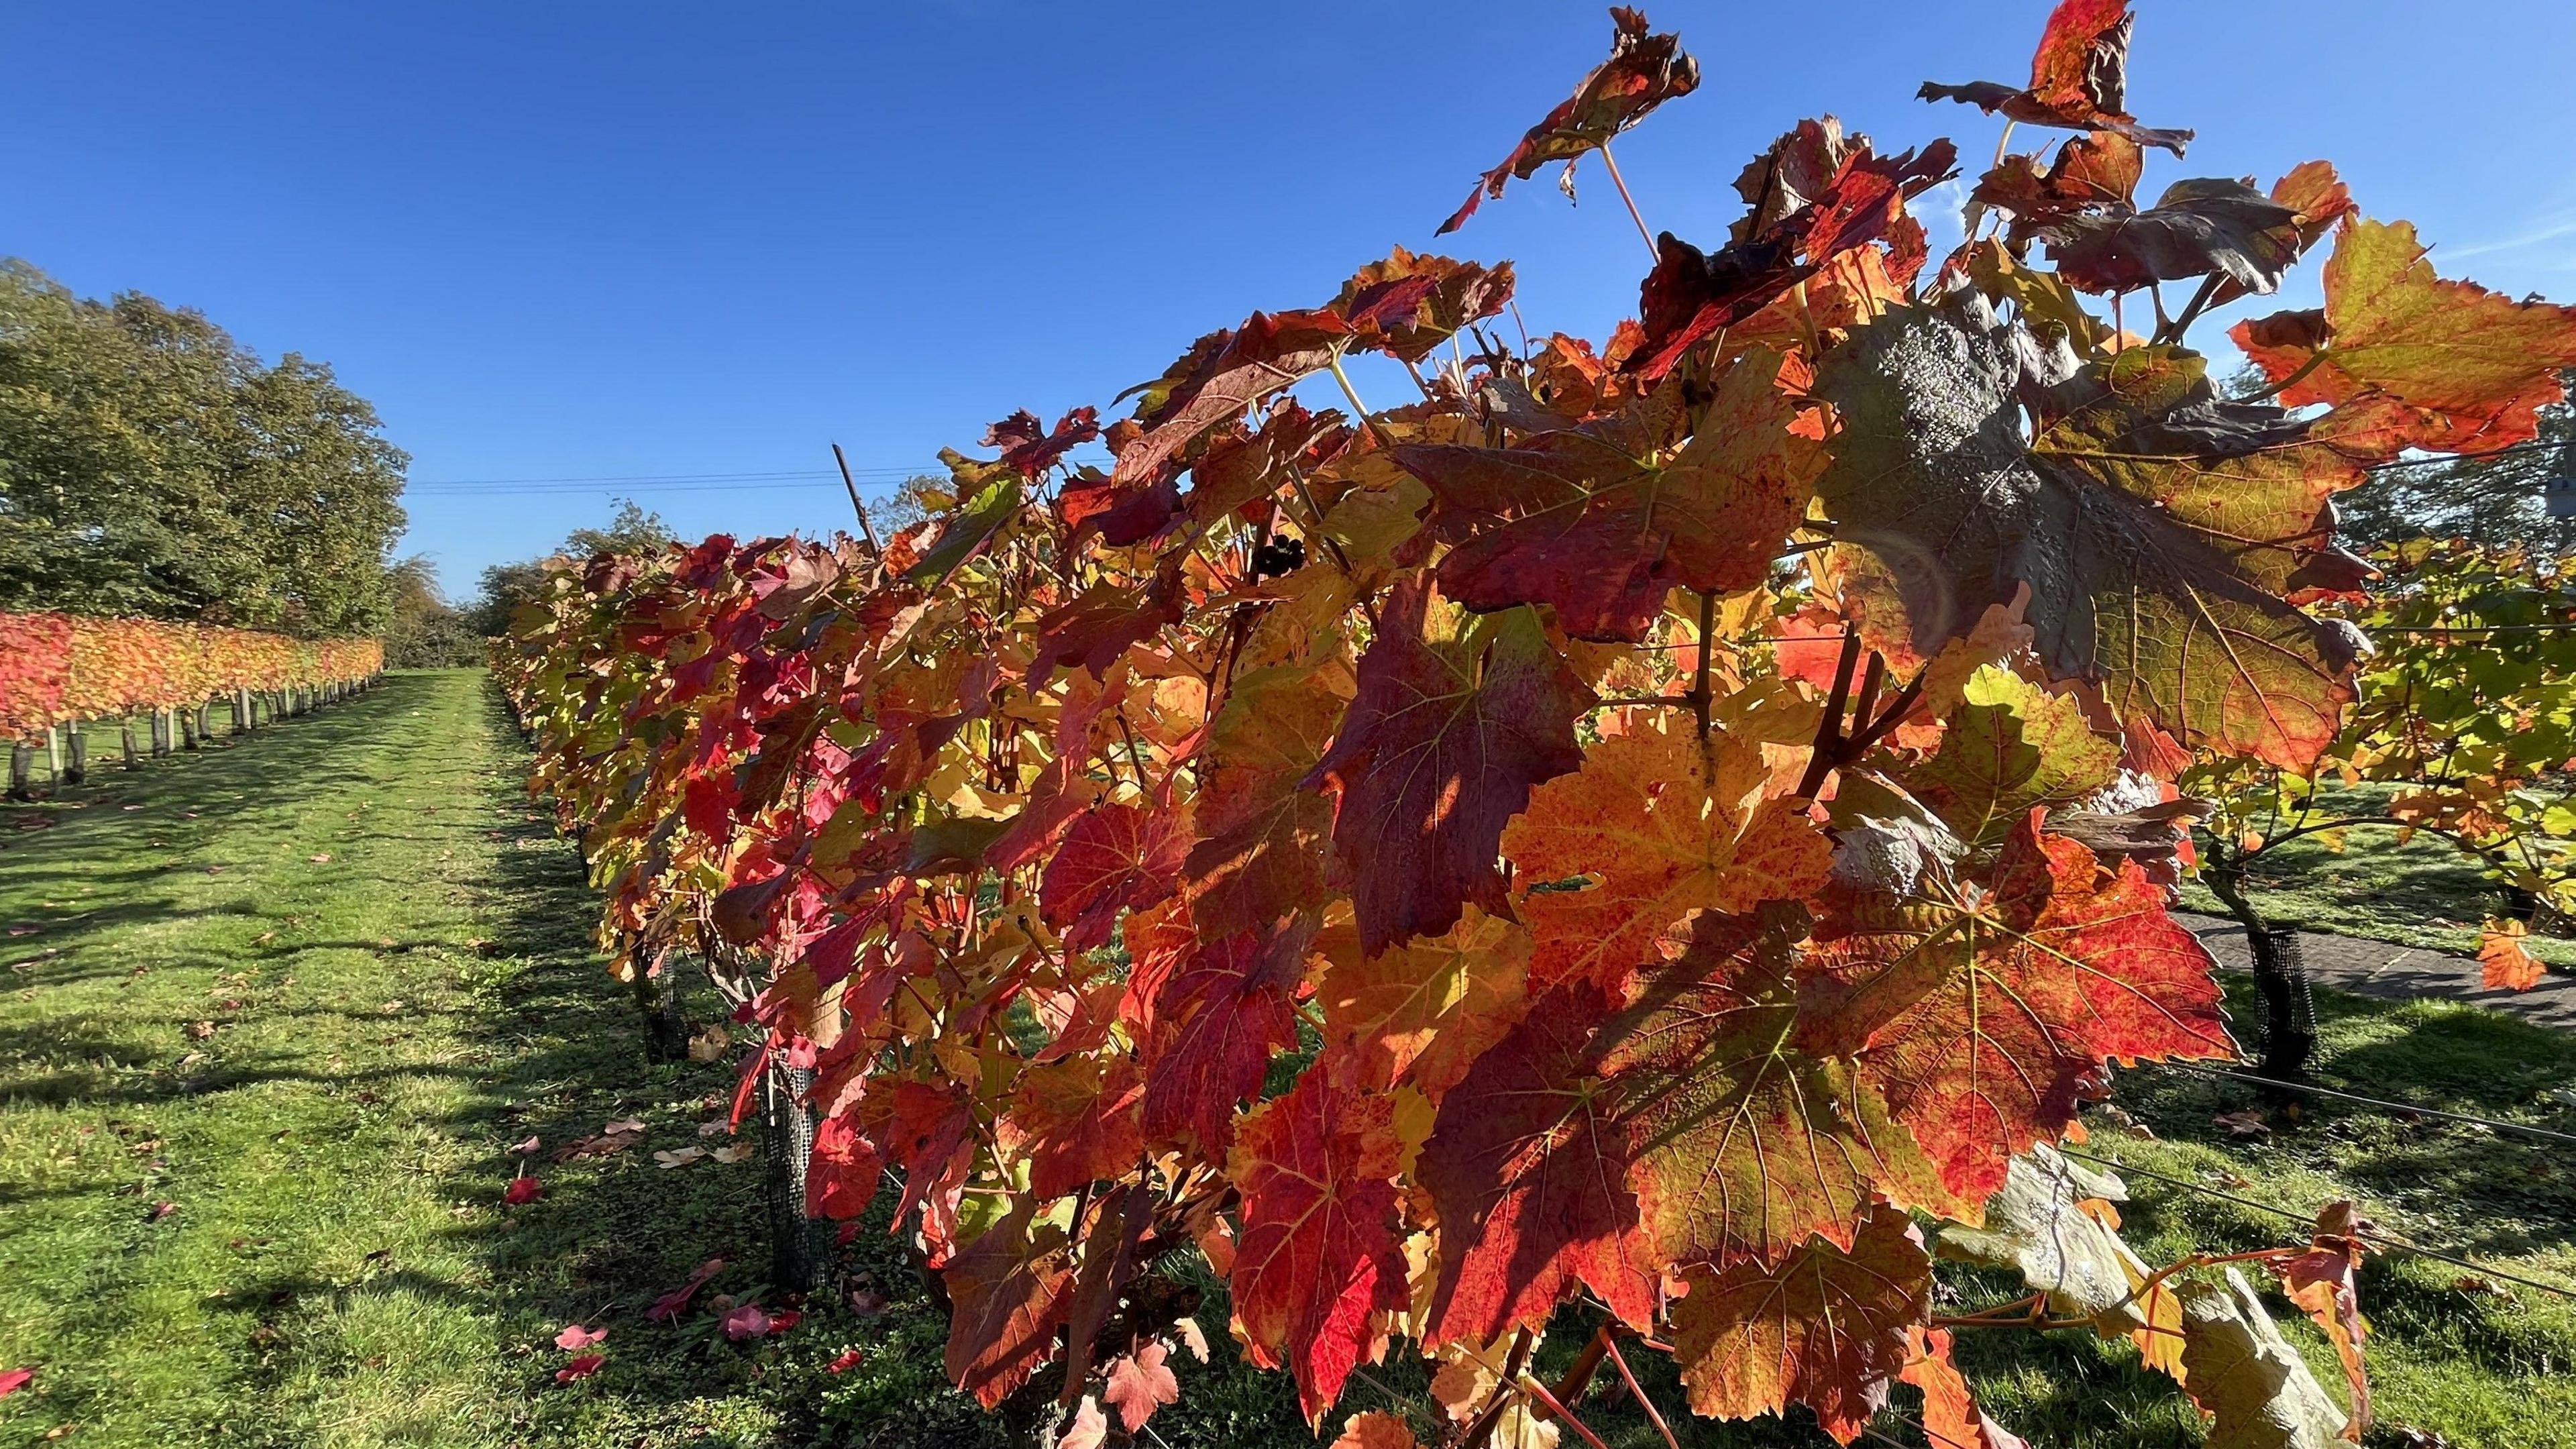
[9,1,2574,598]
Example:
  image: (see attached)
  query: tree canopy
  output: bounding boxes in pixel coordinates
[0,260,409,634]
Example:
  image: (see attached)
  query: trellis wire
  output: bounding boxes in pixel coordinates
[2153,1061,2576,1146]
[2061,1148,2576,1304]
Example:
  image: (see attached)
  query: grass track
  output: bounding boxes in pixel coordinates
[1,670,2571,1447]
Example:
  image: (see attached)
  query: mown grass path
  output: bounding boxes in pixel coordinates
[3,671,2574,1449]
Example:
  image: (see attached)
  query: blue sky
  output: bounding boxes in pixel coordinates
[9,1,2575,597]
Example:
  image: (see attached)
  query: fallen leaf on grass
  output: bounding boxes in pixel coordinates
[554,1353,604,1384]
[721,1302,797,1340]
[709,1144,752,1165]
[186,1022,216,1040]
[646,1258,727,1322]
[307,853,332,864]
[509,1135,541,1155]
[2479,921,2546,991]
[148,1201,177,1221]
[555,1324,606,1350]
[504,1175,544,1205]
[1,1368,32,1397]
[696,1120,728,1138]
[2212,1110,2271,1138]
[828,1348,864,1374]
[654,1146,708,1169]
[602,1117,647,1135]
[1173,1319,1210,1363]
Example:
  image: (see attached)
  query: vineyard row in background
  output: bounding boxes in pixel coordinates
[0,610,384,796]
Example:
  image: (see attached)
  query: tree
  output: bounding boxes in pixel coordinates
[0,260,408,633]
[468,499,677,638]
[380,555,482,667]
[2333,375,2576,553]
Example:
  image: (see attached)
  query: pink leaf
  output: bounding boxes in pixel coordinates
[1055,1397,1110,1449]
[554,1324,606,1350]
[646,1257,727,1322]
[0,1368,31,1398]
[721,1301,775,1340]
[1104,1341,1181,1431]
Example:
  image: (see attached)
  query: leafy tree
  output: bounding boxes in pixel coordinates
[468,499,676,637]
[379,555,482,667]
[0,260,408,633]
[2334,376,2576,553]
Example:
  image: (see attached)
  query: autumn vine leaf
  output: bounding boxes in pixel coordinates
[1605,909,1964,1267]
[1438,6,1699,235]
[1394,352,1824,642]
[1309,578,1593,955]
[1919,0,2192,155]
[1894,664,2121,849]
[465,1,2544,1437]
[1669,1204,1931,1443]
[2234,217,2576,456]
[1809,815,2233,1199]
[2478,920,2546,992]
[1415,979,1660,1347]
[1502,718,1832,994]
[1227,1072,1410,1421]
[1813,302,2369,770]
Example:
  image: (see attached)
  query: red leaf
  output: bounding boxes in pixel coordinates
[1416,978,1659,1348]
[1808,812,2233,1201]
[0,1368,30,1398]
[943,1199,1077,1408]
[984,407,1101,479]
[1055,1397,1110,1449]
[1633,126,1953,379]
[1670,1203,1932,1444]
[1503,718,1833,995]
[806,1111,884,1220]
[1395,354,1822,641]
[828,1348,864,1374]
[2235,218,2576,457]
[1919,1,2192,156]
[1310,578,1593,955]
[1901,1327,2029,1449]
[1605,910,1965,1267]
[1138,924,1303,1156]
[2272,1200,2373,1439]
[645,1256,728,1322]
[554,1353,605,1384]
[1227,1071,1409,1424]
[1439,7,1699,234]
[1104,1341,1181,1431]
[1040,801,1192,951]
[503,1175,543,1205]
[1008,1056,1146,1200]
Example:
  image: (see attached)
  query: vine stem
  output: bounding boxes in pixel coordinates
[1595,140,1660,261]
[1688,589,1718,739]
[1601,1334,1681,1449]
[1517,1375,1614,1449]
[2241,347,2334,404]
[1326,350,1397,452]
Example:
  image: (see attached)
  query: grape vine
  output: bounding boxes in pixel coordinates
[498,4,2576,1444]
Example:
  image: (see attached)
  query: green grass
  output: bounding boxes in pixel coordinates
[2,672,2571,1448]
[2180,782,2576,967]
